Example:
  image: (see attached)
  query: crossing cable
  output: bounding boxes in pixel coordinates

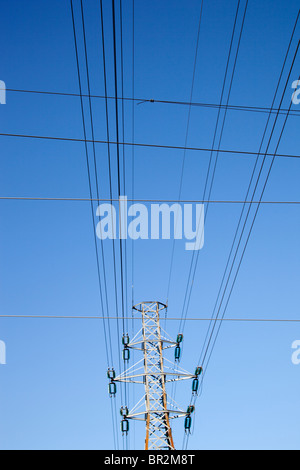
[70,0,117,449]
[179,0,248,334]
[5,88,300,117]
[197,10,300,372]
[1,131,300,160]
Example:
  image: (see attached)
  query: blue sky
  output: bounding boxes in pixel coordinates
[0,0,300,450]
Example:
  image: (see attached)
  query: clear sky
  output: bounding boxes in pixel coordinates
[0,0,299,450]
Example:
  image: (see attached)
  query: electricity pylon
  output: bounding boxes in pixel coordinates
[108,301,200,450]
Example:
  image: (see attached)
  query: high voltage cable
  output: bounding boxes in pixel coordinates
[99,0,122,413]
[70,0,118,450]
[79,0,115,370]
[198,12,300,372]
[112,0,126,337]
[112,0,129,450]
[181,0,249,449]
[166,0,205,417]
[166,0,204,304]
[99,0,122,450]
[1,131,300,160]
[118,0,130,449]
[5,87,300,117]
[99,0,127,449]
[186,39,300,448]
[131,0,135,315]
[119,0,129,338]
[183,4,300,451]
[200,40,300,372]
[131,0,136,450]
[70,0,111,367]
[202,63,300,376]
[186,36,300,456]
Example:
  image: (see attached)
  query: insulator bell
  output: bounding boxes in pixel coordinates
[123,347,130,361]
[107,368,116,380]
[175,346,181,361]
[120,406,129,417]
[187,405,195,414]
[184,415,192,433]
[122,334,130,347]
[121,419,129,435]
[176,334,184,344]
[192,378,199,395]
[109,381,117,397]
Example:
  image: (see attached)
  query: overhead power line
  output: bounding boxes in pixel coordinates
[4,87,300,117]
[0,132,299,160]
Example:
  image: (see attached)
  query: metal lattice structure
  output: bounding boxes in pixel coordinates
[112,301,196,450]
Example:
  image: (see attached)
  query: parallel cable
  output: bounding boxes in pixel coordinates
[201,55,300,373]
[70,0,117,449]
[131,0,136,450]
[166,0,204,303]
[188,42,300,434]
[99,0,122,389]
[198,10,300,371]
[167,0,205,413]
[79,0,115,369]
[112,0,128,449]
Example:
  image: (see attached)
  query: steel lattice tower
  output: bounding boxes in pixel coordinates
[138,301,174,450]
[110,301,198,450]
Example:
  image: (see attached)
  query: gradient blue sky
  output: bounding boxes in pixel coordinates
[0,0,300,450]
